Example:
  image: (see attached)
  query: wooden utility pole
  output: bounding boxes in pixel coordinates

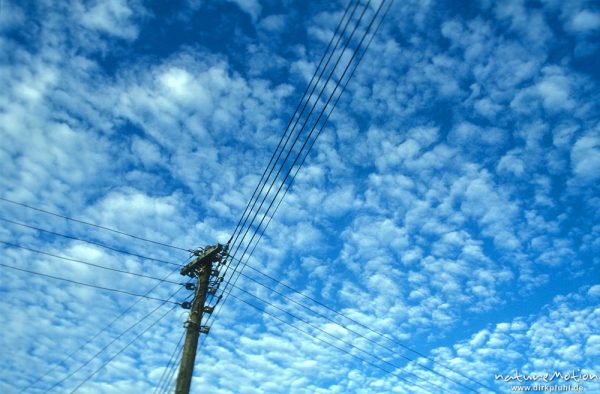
[175,244,224,394]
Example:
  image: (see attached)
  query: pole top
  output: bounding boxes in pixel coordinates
[180,243,225,277]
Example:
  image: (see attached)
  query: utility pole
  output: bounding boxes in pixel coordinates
[175,244,226,394]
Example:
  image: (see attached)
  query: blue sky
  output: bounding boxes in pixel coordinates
[0,0,599,393]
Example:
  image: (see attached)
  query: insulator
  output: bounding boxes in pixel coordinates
[185,283,196,290]
[181,301,192,310]
[207,286,217,295]
[203,305,214,314]
[211,269,220,276]
[192,249,203,256]
[199,326,210,334]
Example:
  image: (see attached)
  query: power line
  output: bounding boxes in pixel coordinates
[224,0,361,258]
[208,0,390,334]
[237,259,496,393]
[204,1,486,389]
[241,0,393,274]
[43,287,183,392]
[68,303,180,393]
[161,354,182,394]
[218,0,364,301]
[217,0,374,323]
[153,330,186,394]
[207,2,498,389]
[225,0,358,249]
[227,291,439,394]
[163,347,184,394]
[0,262,181,305]
[0,217,181,267]
[231,284,453,393]
[0,240,182,285]
[19,266,183,393]
[215,0,386,332]
[222,0,371,287]
[200,0,369,339]
[235,270,480,393]
[0,196,191,252]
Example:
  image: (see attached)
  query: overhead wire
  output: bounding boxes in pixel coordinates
[221,0,369,286]
[0,196,191,252]
[198,1,496,390]
[256,266,495,391]
[231,284,452,394]
[199,0,382,350]
[19,265,184,393]
[225,0,357,249]
[153,330,186,394]
[0,240,182,285]
[0,217,181,267]
[158,341,185,394]
[215,3,501,390]
[234,270,481,393]
[227,290,439,394]
[219,0,363,290]
[200,0,375,340]
[213,0,384,331]
[224,0,360,250]
[43,286,184,393]
[240,0,392,274]
[69,303,180,393]
[245,261,496,392]
[214,0,374,327]
[0,262,181,305]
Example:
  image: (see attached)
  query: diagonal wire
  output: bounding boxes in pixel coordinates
[0,262,180,305]
[69,304,180,393]
[215,0,384,330]
[232,284,453,393]
[153,330,186,394]
[202,0,371,338]
[0,217,181,267]
[19,266,184,393]
[200,0,386,349]
[234,272,481,393]
[242,261,496,392]
[227,290,439,394]
[0,240,181,285]
[219,0,363,289]
[221,0,369,287]
[42,287,183,393]
[158,342,185,394]
[225,0,358,248]
[0,196,191,252]
[201,2,498,390]
[241,0,392,277]
[218,0,376,331]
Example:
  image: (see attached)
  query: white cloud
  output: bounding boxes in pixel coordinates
[78,0,141,40]
[229,0,262,22]
[497,149,525,177]
[568,10,600,33]
[589,285,600,298]
[259,14,287,32]
[570,132,600,185]
[0,1,25,32]
[536,70,575,112]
